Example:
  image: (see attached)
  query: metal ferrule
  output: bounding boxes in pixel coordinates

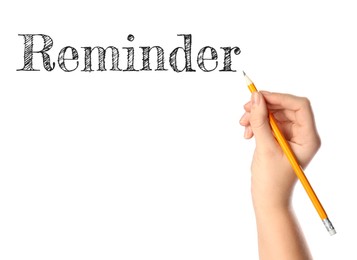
[323,218,336,236]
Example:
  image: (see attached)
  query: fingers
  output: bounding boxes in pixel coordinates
[249,92,277,148]
[240,112,254,139]
[262,92,312,112]
[241,91,319,158]
[262,91,316,129]
[244,126,253,139]
[239,112,250,126]
[244,101,252,112]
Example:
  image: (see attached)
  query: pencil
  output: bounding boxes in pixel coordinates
[243,71,336,236]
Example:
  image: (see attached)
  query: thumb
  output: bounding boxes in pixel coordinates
[250,92,276,149]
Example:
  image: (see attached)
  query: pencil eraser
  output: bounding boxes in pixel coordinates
[323,218,336,236]
[329,228,337,236]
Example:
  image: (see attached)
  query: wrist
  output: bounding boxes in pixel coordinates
[251,180,295,213]
[250,167,297,213]
[252,196,293,216]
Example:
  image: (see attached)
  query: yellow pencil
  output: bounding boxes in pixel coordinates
[243,71,336,236]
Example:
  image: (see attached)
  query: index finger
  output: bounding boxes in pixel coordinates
[262,92,312,112]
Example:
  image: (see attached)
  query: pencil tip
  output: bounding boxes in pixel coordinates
[242,71,246,76]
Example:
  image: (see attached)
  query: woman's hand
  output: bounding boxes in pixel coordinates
[240,91,321,209]
[240,91,319,260]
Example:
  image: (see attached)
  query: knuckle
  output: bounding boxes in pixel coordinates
[250,116,268,130]
[301,97,311,108]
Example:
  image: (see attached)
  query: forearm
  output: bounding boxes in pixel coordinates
[253,205,312,260]
[241,91,320,259]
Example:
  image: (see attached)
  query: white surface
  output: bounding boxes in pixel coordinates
[1,0,356,259]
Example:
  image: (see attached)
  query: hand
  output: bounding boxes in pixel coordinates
[240,91,321,210]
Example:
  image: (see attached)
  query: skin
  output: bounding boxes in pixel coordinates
[240,91,321,260]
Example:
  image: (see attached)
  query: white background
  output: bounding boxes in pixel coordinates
[1,0,356,259]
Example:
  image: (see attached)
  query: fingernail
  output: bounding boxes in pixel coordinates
[239,114,247,125]
[244,127,249,138]
[252,92,260,106]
